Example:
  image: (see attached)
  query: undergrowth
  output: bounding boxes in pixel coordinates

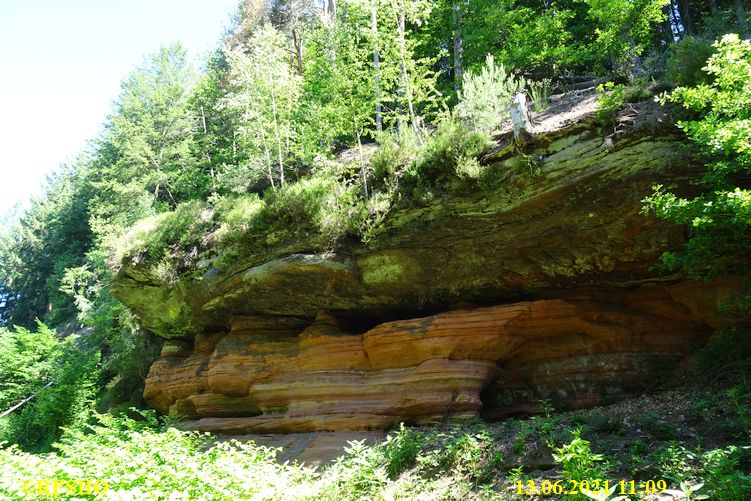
[2,382,750,500]
[116,114,494,280]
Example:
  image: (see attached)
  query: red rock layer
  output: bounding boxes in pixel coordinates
[144,282,727,433]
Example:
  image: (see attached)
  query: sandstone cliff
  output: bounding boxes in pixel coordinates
[112,92,739,433]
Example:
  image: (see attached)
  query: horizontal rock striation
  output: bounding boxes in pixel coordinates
[144,282,730,433]
[118,95,743,432]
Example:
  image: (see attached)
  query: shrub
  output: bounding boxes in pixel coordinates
[595,82,625,122]
[408,117,489,188]
[692,328,751,387]
[644,34,751,280]
[382,423,426,478]
[552,429,607,485]
[371,127,421,192]
[665,36,715,88]
[641,412,679,441]
[115,200,213,272]
[455,54,527,134]
[701,445,751,500]
[0,322,58,410]
[0,410,313,500]
[0,323,101,452]
[514,420,533,455]
[8,345,100,452]
[318,439,389,500]
[656,441,751,499]
[213,193,265,243]
[443,429,501,483]
[370,115,490,205]
[258,175,361,247]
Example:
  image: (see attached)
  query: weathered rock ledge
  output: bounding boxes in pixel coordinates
[145,281,732,433]
[113,96,697,339]
[114,95,740,432]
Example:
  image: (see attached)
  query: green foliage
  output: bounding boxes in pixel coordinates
[444,0,592,78]
[0,410,313,500]
[0,163,93,327]
[222,24,303,189]
[116,200,212,277]
[442,429,502,483]
[644,34,751,280]
[455,54,527,134]
[529,79,552,112]
[87,296,161,412]
[371,126,422,192]
[0,322,58,409]
[318,439,389,500]
[372,114,490,204]
[409,116,490,188]
[256,175,362,247]
[552,429,608,484]
[586,413,624,436]
[665,37,716,88]
[1,0,746,464]
[514,420,533,455]
[596,82,625,121]
[117,172,366,277]
[382,423,426,478]
[92,42,203,223]
[641,412,679,441]
[692,327,751,387]
[656,441,751,499]
[0,323,101,452]
[583,0,669,74]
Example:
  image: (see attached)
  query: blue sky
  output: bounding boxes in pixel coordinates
[0,0,239,217]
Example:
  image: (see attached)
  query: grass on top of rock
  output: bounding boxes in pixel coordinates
[115,115,494,280]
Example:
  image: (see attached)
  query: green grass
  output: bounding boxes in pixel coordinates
[2,387,750,501]
[115,115,494,280]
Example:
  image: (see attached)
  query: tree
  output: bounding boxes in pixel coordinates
[645,35,751,287]
[454,54,527,134]
[104,43,202,206]
[0,162,92,328]
[584,0,669,74]
[452,0,465,91]
[189,54,243,197]
[222,24,303,189]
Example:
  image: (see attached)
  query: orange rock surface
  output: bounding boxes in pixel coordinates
[143,281,732,433]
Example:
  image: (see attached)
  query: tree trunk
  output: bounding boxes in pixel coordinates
[292,27,304,76]
[396,1,419,139]
[328,0,336,20]
[269,84,285,188]
[681,0,692,35]
[200,106,216,196]
[668,0,686,40]
[323,0,337,26]
[258,128,275,189]
[735,0,750,37]
[356,122,368,199]
[452,0,464,92]
[371,3,382,134]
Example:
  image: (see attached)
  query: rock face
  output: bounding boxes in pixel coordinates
[115,94,741,432]
[143,282,731,433]
[112,98,698,339]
